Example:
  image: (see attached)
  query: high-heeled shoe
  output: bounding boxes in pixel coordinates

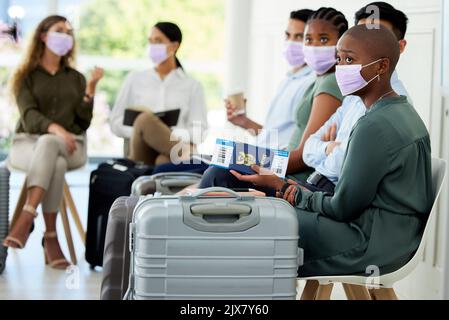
[3,205,37,249]
[42,232,71,270]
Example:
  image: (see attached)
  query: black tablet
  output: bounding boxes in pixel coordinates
[123,109,181,127]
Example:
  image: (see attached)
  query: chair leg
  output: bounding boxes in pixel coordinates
[63,180,86,245]
[344,284,372,300]
[10,180,28,229]
[370,288,398,300]
[315,284,334,300]
[343,283,356,300]
[368,289,378,300]
[60,198,77,265]
[300,280,320,300]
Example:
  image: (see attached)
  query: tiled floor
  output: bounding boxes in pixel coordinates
[0,163,348,300]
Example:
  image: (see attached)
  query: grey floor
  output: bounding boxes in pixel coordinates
[0,163,348,300]
[0,164,102,300]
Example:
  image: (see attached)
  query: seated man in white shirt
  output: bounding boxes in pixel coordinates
[225,9,316,150]
[301,2,412,194]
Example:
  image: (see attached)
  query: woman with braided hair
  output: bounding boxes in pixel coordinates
[200,7,348,195]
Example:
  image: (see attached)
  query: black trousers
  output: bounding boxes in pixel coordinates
[199,167,336,196]
[199,166,277,196]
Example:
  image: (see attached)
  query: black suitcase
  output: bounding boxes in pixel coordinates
[85,159,152,268]
[0,163,10,274]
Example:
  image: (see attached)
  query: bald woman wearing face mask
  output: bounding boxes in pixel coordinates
[287,25,432,277]
[231,25,432,277]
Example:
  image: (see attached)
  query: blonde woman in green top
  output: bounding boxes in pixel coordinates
[3,16,103,270]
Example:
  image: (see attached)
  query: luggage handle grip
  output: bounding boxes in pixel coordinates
[181,187,254,200]
[183,201,260,232]
[160,179,201,188]
[190,204,252,219]
[152,172,202,179]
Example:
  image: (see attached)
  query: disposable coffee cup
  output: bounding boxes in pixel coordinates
[228,92,246,116]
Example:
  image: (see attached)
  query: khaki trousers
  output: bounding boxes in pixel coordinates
[129,111,192,166]
[8,133,87,213]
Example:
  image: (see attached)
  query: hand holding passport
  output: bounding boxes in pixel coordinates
[210,139,290,178]
[123,108,181,127]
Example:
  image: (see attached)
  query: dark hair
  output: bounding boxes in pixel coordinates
[290,9,314,23]
[154,22,183,69]
[355,2,408,40]
[308,7,349,37]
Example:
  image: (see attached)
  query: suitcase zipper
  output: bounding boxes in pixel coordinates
[129,223,136,252]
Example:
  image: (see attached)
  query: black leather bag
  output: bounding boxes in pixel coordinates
[85,159,152,268]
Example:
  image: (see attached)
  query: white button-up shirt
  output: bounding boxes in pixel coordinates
[256,66,316,149]
[303,71,411,183]
[110,68,208,144]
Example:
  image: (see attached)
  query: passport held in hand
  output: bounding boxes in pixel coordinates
[210,139,290,178]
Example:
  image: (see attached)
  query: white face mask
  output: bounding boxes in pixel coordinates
[284,41,305,67]
[335,59,383,96]
[303,45,337,75]
[148,44,169,65]
[46,31,73,57]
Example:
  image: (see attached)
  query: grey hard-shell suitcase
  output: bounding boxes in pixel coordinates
[100,196,139,300]
[124,187,302,300]
[0,163,10,274]
[131,172,203,196]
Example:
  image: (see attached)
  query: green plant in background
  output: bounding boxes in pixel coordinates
[94,69,129,107]
[77,0,225,109]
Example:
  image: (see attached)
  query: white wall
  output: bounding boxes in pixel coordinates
[228,0,446,299]
[440,0,449,299]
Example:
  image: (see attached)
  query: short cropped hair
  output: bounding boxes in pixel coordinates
[290,9,314,23]
[355,2,409,40]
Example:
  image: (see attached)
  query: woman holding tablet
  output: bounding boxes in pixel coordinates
[110,22,208,166]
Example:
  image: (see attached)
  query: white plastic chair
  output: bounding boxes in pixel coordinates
[298,157,447,300]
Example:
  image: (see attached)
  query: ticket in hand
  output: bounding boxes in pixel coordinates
[210,139,290,178]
